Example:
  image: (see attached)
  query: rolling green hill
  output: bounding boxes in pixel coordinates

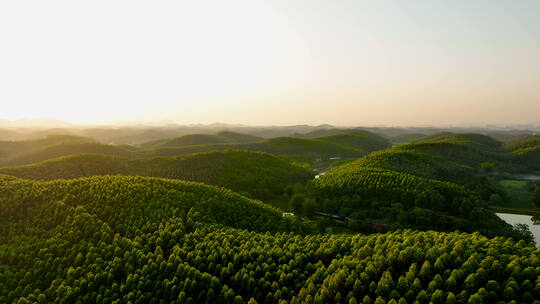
[304,133,533,238]
[505,135,540,170]
[4,142,135,166]
[416,133,502,149]
[138,137,366,165]
[404,134,508,168]
[352,149,473,182]
[139,131,391,167]
[338,133,511,185]
[309,163,525,239]
[0,151,314,201]
[0,131,390,168]
[0,135,96,163]
[0,175,298,236]
[140,131,262,149]
[0,174,537,303]
[315,130,392,152]
[389,133,427,145]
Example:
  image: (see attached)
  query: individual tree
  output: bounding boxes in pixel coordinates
[289,194,305,215]
[362,295,372,304]
[376,270,394,296]
[468,293,483,304]
[303,198,317,217]
[416,290,429,304]
[446,292,456,304]
[431,289,445,304]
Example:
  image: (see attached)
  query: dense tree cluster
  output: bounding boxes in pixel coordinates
[0,175,308,237]
[505,135,540,171]
[336,134,521,199]
[0,151,314,200]
[0,135,97,165]
[310,130,392,152]
[1,131,392,169]
[137,136,367,165]
[2,131,539,303]
[6,143,134,166]
[308,153,531,240]
[351,149,473,182]
[1,185,538,304]
[140,131,262,149]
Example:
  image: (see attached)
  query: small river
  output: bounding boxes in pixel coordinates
[497,213,540,245]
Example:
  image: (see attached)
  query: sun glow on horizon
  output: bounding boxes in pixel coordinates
[1,0,539,126]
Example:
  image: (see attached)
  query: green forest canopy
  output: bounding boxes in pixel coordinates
[0,130,392,167]
[0,175,538,303]
[139,131,263,149]
[0,151,314,201]
[306,133,534,239]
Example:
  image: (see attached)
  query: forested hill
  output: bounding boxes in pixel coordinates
[139,131,262,149]
[414,133,502,149]
[1,174,538,303]
[138,131,391,166]
[306,133,533,240]
[0,151,314,200]
[504,135,540,170]
[313,130,392,152]
[5,142,135,166]
[351,133,510,182]
[0,135,96,164]
[309,165,524,238]
[138,137,363,163]
[0,175,302,235]
[0,130,391,167]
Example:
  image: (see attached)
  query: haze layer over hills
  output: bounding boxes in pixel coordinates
[1,123,539,303]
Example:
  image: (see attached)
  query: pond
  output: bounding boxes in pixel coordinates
[497,213,540,245]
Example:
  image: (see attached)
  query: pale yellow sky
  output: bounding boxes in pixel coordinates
[1,0,539,126]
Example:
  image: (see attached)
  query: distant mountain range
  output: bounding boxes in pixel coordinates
[0,118,538,144]
[1,118,539,129]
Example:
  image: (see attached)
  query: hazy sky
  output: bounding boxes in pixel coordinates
[1,0,539,126]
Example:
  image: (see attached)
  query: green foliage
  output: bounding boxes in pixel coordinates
[535,188,540,208]
[0,151,314,201]
[504,135,540,170]
[314,130,391,152]
[351,148,474,182]
[0,130,391,169]
[0,135,98,164]
[504,135,540,154]
[140,131,262,149]
[480,162,494,172]
[496,179,538,210]
[137,130,391,166]
[0,176,302,235]
[1,174,538,303]
[1,131,538,303]
[139,136,368,165]
[5,142,134,166]
[289,194,305,214]
[390,133,427,145]
[307,145,531,239]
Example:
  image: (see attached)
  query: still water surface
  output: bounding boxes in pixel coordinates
[496,213,540,246]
